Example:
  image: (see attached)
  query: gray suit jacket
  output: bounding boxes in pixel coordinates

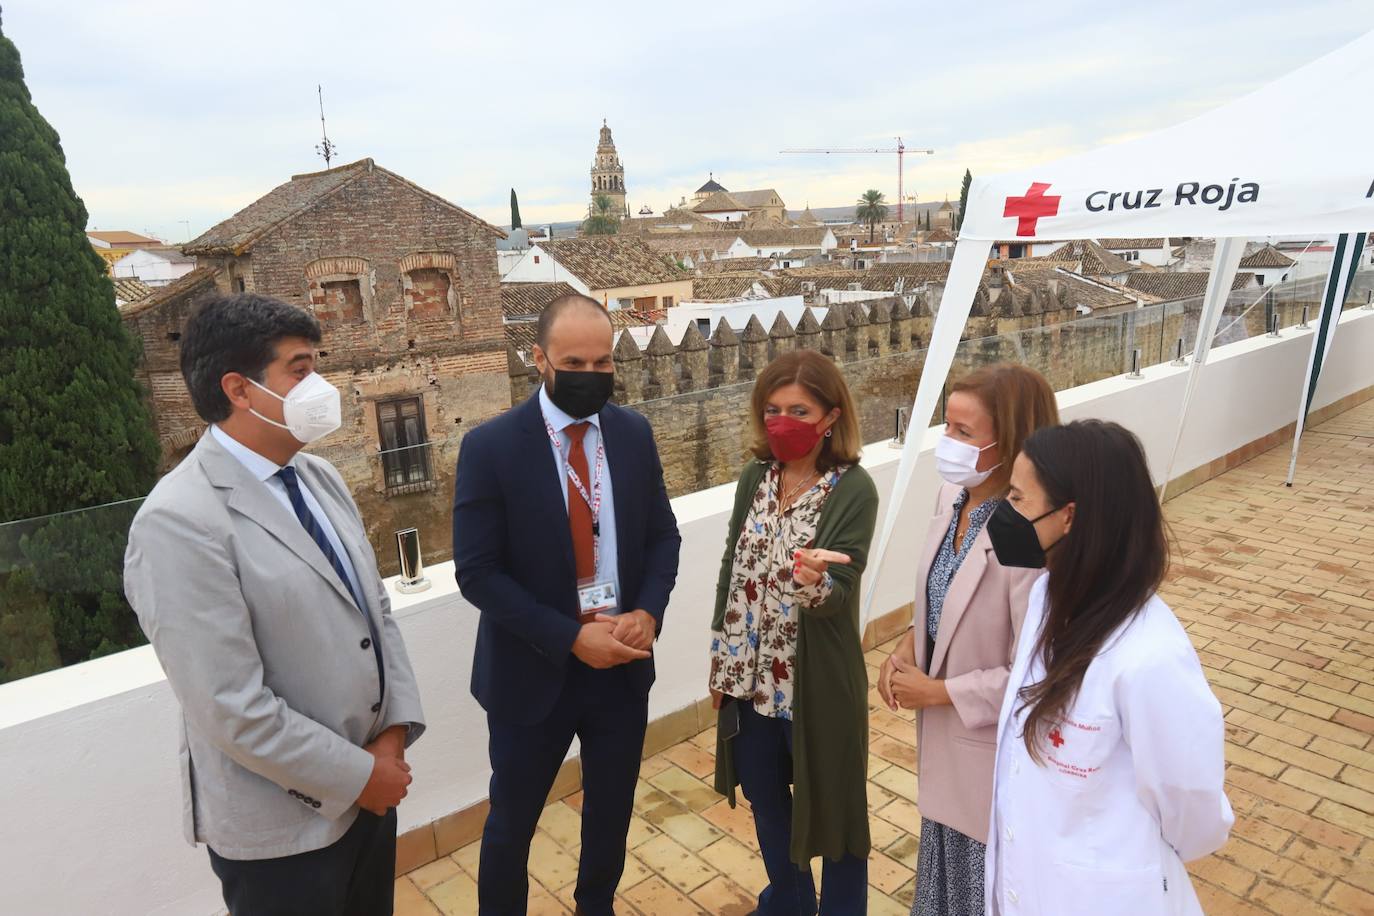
[124,431,426,860]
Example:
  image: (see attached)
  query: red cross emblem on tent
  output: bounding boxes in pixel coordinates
[1048,726,1065,749]
[1004,182,1061,237]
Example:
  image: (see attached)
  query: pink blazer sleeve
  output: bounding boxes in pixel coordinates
[943,563,1036,730]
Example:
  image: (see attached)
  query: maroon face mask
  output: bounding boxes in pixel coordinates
[765,415,824,462]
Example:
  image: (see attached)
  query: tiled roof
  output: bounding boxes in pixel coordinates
[118,266,222,318]
[113,277,153,306]
[778,248,821,259]
[737,228,830,247]
[87,230,161,247]
[640,233,741,256]
[542,237,690,289]
[185,158,503,255]
[620,207,718,234]
[865,262,954,282]
[924,227,955,243]
[500,281,580,319]
[504,321,539,356]
[1125,271,1254,301]
[1239,244,1296,269]
[692,190,748,213]
[696,177,727,194]
[696,257,772,274]
[1096,238,1169,249]
[730,189,785,209]
[123,245,196,265]
[1045,239,1135,276]
[609,308,662,329]
[692,276,766,300]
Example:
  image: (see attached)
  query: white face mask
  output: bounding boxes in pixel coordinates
[248,372,342,444]
[935,434,1000,488]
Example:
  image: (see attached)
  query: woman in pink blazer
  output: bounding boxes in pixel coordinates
[878,363,1058,916]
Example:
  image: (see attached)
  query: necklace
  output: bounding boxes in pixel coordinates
[779,467,821,511]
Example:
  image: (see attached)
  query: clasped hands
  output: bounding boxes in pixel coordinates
[355,724,411,815]
[573,609,657,669]
[878,633,952,711]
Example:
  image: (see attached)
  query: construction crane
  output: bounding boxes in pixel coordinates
[780,138,934,222]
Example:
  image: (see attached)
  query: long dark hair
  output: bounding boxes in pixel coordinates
[1017,420,1169,763]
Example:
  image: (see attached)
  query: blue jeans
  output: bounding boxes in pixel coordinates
[733,700,867,916]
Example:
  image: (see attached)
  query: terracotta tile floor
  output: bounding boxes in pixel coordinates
[397,401,1374,915]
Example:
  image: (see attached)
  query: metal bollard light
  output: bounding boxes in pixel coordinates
[1171,337,1187,366]
[394,527,431,594]
[890,406,910,448]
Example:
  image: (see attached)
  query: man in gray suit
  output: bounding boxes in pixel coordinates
[124,293,425,916]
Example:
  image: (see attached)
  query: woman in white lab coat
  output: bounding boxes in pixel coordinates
[981,419,1233,916]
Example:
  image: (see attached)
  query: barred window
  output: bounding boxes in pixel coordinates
[377,397,432,489]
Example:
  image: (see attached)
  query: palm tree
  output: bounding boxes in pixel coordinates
[855,189,888,244]
[582,194,621,236]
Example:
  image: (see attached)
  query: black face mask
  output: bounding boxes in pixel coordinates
[546,369,614,419]
[987,500,1062,569]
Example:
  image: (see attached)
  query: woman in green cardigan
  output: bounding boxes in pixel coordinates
[709,349,878,916]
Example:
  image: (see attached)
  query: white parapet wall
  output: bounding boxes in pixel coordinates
[3,309,1373,915]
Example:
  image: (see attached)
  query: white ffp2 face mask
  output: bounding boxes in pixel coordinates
[935,434,999,489]
[248,372,342,444]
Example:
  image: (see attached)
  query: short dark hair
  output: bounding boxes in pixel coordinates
[179,293,322,423]
[535,293,611,349]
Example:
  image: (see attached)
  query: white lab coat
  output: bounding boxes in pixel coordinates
[986,574,1233,916]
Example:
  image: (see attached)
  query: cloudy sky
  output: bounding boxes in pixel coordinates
[7,1,1374,240]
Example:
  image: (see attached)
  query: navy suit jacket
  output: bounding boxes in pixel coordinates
[452,392,682,725]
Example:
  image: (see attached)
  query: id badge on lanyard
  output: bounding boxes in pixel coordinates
[546,420,619,620]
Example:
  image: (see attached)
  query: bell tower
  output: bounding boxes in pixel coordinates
[589,119,629,218]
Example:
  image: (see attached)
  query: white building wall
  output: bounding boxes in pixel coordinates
[112,250,196,287]
[500,245,592,294]
[701,210,749,223]
[658,296,816,343]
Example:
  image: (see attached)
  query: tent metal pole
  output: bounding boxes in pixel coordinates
[1159,238,1246,503]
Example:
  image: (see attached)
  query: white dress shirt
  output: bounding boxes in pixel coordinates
[211,425,366,610]
[538,384,621,607]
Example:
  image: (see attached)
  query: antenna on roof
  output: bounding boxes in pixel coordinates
[315,84,337,168]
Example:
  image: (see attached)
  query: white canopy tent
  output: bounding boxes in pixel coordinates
[866,31,1374,620]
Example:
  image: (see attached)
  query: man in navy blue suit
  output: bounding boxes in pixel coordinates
[452,293,681,916]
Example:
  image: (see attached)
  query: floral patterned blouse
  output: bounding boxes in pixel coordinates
[926,489,1000,643]
[709,462,848,719]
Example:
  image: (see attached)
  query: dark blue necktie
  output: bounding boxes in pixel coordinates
[276,466,385,699]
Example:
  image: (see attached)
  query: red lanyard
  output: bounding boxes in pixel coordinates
[545,418,606,568]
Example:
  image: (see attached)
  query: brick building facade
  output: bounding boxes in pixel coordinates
[121,158,509,573]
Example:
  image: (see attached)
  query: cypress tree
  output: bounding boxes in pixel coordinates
[510,188,522,230]
[956,168,972,232]
[0,10,159,678]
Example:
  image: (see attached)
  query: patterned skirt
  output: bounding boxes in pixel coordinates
[911,818,986,916]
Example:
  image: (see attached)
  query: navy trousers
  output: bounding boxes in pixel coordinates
[479,660,649,916]
[208,808,396,916]
[734,701,868,916]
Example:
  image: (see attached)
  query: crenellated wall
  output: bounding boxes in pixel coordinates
[503,292,1278,498]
